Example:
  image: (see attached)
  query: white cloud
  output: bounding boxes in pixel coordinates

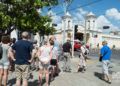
[96,15,120,32]
[75,12,84,20]
[72,8,88,24]
[96,15,111,28]
[77,8,88,15]
[109,25,120,31]
[106,8,120,20]
[48,10,61,24]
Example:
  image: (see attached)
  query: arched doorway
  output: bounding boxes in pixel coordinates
[75,32,84,41]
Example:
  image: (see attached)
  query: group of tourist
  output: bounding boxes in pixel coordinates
[0,31,112,86]
[0,31,60,86]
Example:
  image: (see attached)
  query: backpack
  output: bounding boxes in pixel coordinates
[84,50,88,55]
[83,47,89,55]
[0,44,3,59]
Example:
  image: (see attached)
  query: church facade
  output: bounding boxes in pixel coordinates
[54,12,120,49]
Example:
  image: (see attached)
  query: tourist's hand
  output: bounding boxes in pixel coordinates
[44,61,49,64]
[13,58,16,61]
[28,60,32,63]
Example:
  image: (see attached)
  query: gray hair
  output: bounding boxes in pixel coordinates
[21,31,29,39]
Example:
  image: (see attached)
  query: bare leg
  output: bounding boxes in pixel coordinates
[0,69,3,86]
[105,74,111,83]
[77,64,80,72]
[3,69,8,86]
[45,69,49,86]
[50,66,54,81]
[39,69,43,86]
[16,79,21,86]
[22,79,28,86]
[55,63,59,75]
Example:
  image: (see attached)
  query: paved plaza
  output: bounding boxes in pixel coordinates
[7,50,120,86]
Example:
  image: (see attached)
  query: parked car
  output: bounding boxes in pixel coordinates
[74,40,81,51]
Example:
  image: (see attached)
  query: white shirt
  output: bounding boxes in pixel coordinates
[52,46,58,59]
[39,45,51,62]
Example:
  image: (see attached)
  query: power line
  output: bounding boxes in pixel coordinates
[52,0,103,16]
[69,0,103,11]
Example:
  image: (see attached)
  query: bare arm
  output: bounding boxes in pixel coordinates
[29,49,35,62]
[8,47,16,61]
[50,48,53,60]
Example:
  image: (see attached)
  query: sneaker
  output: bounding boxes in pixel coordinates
[77,67,81,72]
[108,81,111,84]
[81,70,85,73]
[29,73,33,79]
[84,68,86,71]
[107,80,112,84]
[50,77,54,81]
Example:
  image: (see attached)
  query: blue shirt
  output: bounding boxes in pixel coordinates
[12,40,33,65]
[100,45,111,60]
[54,40,59,49]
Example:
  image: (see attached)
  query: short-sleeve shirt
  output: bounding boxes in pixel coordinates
[39,45,51,62]
[12,40,33,65]
[62,42,72,52]
[100,45,111,60]
[52,46,58,59]
[0,44,10,63]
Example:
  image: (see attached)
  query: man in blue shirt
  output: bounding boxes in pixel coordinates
[10,31,33,86]
[100,41,111,84]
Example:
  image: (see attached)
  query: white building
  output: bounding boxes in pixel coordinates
[55,12,120,49]
[54,12,73,44]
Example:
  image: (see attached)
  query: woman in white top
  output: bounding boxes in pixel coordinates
[0,36,10,86]
[37,40,52,86]
[77,43,87,73]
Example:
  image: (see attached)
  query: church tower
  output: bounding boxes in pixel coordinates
[61,12,73,43]
[85,12,97,31]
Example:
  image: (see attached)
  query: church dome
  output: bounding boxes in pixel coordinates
[86,12,96,19]
[62,12,72,19]
[65,12,71,17]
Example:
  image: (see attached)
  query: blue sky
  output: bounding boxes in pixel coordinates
[43,0,120,31]
[50,0,120,16]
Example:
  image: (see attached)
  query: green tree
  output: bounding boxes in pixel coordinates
[0,0,58,35]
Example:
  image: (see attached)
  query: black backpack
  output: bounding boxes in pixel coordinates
[84,50,87,55]
[0,44,3,59]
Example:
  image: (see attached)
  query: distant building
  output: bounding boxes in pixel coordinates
[54,12,120,49]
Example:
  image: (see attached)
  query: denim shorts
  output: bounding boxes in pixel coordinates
[0,61,10,69]
[39,62,50,70]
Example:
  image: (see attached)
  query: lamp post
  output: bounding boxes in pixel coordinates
[62,0,72,44]
[84,20,87,44]
[72,23,75,58]
[63,18,66,44]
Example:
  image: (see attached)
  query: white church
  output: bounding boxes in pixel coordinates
[54,12,120,49]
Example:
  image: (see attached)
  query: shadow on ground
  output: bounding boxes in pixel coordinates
[94,72,105,81]
[29,80,38,86]
[7,78,16,86]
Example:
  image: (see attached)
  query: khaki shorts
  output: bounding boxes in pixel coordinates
[15,64,30,80]
[102,60,110,75]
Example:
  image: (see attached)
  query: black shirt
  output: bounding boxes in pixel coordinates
[62,42,71,52]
